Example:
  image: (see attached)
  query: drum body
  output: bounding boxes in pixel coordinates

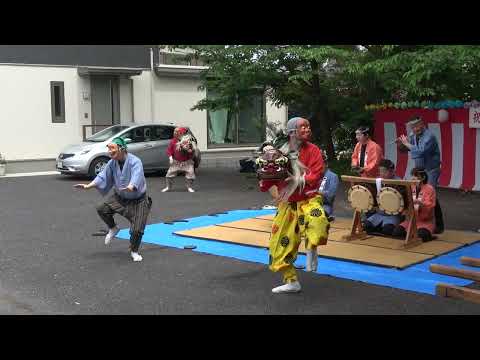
[377,186,409,215]
[347,184,376,212]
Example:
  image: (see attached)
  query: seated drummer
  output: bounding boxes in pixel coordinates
[363,159,402,236]
[392,167,436,242]
[318,153,338,221]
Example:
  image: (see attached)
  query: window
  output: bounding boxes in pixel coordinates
[152,126,175,140]
[121,127,146,144]
[159,52,204,66]
[207,91,266,148]
[50,81,65,123]
[85,125,128,142]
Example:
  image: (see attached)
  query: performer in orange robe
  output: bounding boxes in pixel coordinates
[351,127,383,178]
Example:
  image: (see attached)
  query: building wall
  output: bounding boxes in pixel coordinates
[119,77,134,124]
[152,74,208,150]
[0,64,90,161]
[131,71,153,124]
[0,64,288,164]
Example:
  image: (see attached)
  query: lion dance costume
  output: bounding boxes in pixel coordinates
[257,117,330,293]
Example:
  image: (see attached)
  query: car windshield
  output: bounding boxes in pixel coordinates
[85,125,129,142]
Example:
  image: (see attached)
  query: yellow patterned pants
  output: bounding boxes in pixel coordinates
[269,195,330,283]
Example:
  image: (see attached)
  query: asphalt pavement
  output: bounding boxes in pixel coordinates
[1,167,480,314]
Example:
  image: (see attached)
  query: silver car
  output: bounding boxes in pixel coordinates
[56,124,178,177]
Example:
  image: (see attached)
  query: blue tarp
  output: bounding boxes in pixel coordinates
[117,210,480,295]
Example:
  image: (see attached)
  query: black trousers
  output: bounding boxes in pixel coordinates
[96,193,152,252]
[434,199,444,232]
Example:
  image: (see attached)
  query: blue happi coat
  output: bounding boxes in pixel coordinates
[93,153,147,200]
[319,169,339,216]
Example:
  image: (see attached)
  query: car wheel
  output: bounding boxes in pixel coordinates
[89,157,109,177]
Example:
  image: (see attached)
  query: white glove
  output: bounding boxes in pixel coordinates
[169,156,173,165]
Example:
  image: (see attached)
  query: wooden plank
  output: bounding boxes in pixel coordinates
[330,218,352,230]
[341,175,420,186]
[437,230,480,245]
[461,256,480,268]
[318,241,432,269]
[347,236,463,255]
[217,218,273,233]
[255,214,275,220]
[430,264,480,282]
[436,283,480,304]
[175,226,270,248]
[174,226,432,268]
[218,218,341,235]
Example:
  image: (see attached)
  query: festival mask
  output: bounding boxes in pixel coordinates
[177,133,195,154]
[107,143,121,158]
[256,148,290,181]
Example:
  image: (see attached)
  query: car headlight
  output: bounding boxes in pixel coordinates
[79,150,91,155]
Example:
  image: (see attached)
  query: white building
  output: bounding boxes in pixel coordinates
[0,45,287,169]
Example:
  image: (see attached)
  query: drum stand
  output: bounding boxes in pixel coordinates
[347,210,369,241]
[341,176,422,248]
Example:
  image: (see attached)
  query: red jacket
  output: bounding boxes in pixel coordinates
[166,138,193,162]
[259,142,325,202]
[400,183,436,233]
[351,139,383,178]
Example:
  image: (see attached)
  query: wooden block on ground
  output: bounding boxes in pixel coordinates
[461,256,480,268]
[430,264,480,282]
[437,230,480,244]
[436,283,480,304]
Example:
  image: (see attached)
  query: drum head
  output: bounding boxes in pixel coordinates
[347,185,375,212]
[377,187,405,215]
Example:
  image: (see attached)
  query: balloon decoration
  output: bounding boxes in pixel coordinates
[364,99,480,111]
[438,109,449,123]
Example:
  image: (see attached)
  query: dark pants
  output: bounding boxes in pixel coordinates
[96,193,152,252]
[392,225,432,242]
[364,220,396,236]
[427,167,444,233]
[434,200,444,233]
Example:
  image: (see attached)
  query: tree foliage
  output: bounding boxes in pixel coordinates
[166,45,480,158]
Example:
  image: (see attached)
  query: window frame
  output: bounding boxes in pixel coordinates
[206,92,267,149]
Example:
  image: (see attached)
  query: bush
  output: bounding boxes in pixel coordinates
[328,157,353,177]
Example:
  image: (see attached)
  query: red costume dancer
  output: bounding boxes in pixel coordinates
[259,117,330,294]
[162,127,199,193]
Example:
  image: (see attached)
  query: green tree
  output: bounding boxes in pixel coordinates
[166,45,480,159]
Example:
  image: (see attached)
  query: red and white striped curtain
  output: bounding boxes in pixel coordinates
[373,109,479,191]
